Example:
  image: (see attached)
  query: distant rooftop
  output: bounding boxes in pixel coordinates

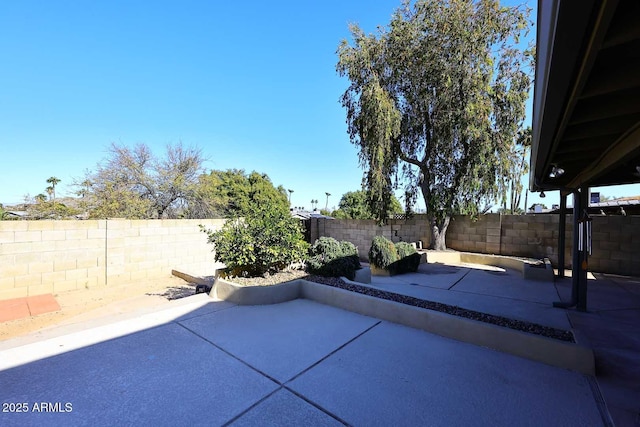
[539,195,640,215]
[290,209,333,220]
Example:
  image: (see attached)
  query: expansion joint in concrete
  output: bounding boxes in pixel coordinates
[221,388,283,427]
[447,268,472,291]
[282,386,350,426]
[284,320,382,385]
[174,320,281,385]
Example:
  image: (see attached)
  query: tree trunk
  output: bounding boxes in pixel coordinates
[429,216,450,250]
[419,177,450,250]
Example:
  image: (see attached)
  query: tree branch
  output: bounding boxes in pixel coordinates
[398,150,423,169]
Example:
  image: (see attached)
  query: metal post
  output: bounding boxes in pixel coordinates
[577,185,589,311]
[558,193,567,278]
[571,191,584,307]
[554,190,580,308]
[571,190,582,307]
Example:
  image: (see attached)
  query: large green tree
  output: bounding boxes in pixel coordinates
[197,169,289,218]
[337,0,533,249]
[332,190,403,219]
[503,127,531,214]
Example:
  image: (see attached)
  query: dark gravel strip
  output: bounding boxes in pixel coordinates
[305,275,575,343]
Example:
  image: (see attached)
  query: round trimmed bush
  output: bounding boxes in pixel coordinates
[368,235,398,270]
[394,241,420,273]
[340,241,361,270]
[307,237,361,280]
[394,241,416,258]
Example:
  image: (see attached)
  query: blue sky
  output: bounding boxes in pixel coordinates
[1,0,638,211]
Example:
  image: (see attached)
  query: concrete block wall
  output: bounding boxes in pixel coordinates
[448,214,640,276]
[310,216,431,260]
[313,214,639,277]
[447,214,573,267]
[0,219,225,300]
[322,219,380,260]
[446,214,502,255]
[0,220,106,300]
[499,214,572,267]
[589,215,640,275]
[2,214,637,301]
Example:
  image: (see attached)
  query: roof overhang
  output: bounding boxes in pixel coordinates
[531,0,640,193]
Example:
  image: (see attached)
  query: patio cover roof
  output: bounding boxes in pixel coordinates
[531,0,640,192]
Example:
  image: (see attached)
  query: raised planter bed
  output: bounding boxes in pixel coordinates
[212,278,302,305]
[370,265,391,277]
[353,267,371,284]
[421,250,554,281]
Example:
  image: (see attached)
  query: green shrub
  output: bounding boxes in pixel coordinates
[201,200,309,277]
[394,241,415,259]
[340,240,357,254]
[394,242,421,273]
[307,237,361,280]
[368,235,399,270]
[340,241,361,270]
[368,237,420,274]
[309,236,342,259]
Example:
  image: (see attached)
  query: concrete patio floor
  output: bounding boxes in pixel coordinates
[357,262,572,330]
[1,260,637,426]
[556,274,640,427]
[359,261,639,427]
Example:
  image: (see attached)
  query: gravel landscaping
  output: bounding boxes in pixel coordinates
[304,275,575,343]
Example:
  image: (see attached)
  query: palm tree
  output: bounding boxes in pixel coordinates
[80,179,91,198]
[325,192,331,211]
[46,177,61,203]
[287,189,294,205]
[46,187,54,201]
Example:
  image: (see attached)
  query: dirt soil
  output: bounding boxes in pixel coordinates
[0,276,196,342]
